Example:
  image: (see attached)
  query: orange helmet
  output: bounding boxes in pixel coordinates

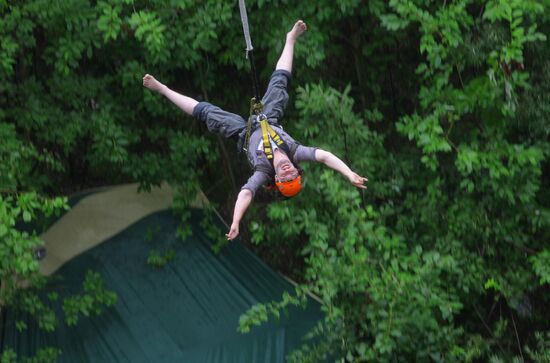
[275,175,303,197]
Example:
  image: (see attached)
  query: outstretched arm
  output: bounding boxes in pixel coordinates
[226,189,253,240]
[315,149,368,189]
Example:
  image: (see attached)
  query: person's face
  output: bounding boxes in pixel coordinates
[275,158,299,182]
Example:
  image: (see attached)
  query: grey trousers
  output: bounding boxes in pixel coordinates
[192,70,291,147]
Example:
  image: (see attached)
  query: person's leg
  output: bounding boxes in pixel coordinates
[143,74,198,115]
[276,20,307,73]
[143,74,246,140]
[262,20,307,123]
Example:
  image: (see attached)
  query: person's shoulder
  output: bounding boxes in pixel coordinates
[294,145,318,162]
[242,171,272,196]
[253,165,274,178]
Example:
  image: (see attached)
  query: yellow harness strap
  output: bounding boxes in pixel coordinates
[260,119,284,160]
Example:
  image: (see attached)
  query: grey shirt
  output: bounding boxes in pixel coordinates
[242,125,318,196]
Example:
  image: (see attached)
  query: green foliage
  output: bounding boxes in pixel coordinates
[0,193,67,330]
[200,207,229,254]
[146,248,176,268]
[1,87,116,360]
[530,250,550,285]
[526,332,550,363]
[2,0,550,361]
[63,270,117,326]
[238,288,308,334]
[239,3,550,353]
[0,347,60,363]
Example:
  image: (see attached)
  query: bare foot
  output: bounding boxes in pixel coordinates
[142,74,165,93]
[287,20,307,42]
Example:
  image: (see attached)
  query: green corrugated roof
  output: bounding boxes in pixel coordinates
[1,209,322,362]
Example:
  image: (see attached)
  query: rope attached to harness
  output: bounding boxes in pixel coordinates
[238,0,261,103]
[238,0,263,152]
[238,0,253,55]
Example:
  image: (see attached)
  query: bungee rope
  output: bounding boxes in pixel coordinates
[238,0,264,152]
[238,0,253,54]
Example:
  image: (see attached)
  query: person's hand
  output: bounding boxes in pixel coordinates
[348,172,368,189]
[225,222,239,240]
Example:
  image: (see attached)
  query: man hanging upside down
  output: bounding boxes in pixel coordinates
[143,20,367,240]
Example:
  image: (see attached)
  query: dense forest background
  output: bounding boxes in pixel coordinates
[2,0,550,361]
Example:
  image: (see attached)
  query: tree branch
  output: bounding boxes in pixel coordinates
[509,307,524,361]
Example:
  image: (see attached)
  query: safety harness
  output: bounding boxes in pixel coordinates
[248,114,298,175]
[260,118,283,161]
[256,117,302,198]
